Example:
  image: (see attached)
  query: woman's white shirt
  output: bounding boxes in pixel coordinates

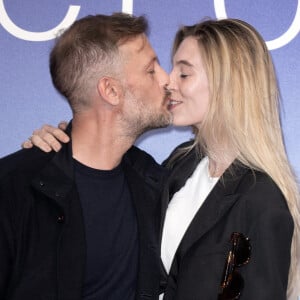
[161,156,219,274]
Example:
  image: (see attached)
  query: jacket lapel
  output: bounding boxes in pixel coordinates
[123,146,167,239]
[30,125,86,300]
[175,178,241,257]
[122,146,168,298]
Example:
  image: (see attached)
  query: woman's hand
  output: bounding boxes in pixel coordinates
[22,121,70,152]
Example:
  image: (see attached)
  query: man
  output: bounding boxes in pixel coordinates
[0,13,172,299]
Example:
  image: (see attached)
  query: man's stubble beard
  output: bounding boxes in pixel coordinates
[121,90,173,139]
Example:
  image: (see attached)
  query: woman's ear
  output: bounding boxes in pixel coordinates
[97,76,122,106]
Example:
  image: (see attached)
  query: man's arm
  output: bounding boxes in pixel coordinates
[22,121,70,152]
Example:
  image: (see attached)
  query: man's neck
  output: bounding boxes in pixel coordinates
[71,113,135,170]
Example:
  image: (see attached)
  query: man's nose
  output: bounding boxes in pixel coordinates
[166,73,176,92]
[159,67,170,87]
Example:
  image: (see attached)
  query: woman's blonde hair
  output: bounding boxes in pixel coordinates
[172,18,300,298]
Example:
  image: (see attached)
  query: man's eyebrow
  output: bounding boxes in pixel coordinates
[175,59,193,67]
[145,56,159,69]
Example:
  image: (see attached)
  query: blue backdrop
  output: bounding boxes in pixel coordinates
[1,0,300,180]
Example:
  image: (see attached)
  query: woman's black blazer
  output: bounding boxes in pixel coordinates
[160,142,294,300]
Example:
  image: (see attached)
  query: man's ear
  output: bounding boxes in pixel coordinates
[97,77,122,106]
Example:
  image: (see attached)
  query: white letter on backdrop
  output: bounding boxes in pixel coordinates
[0,1,80,41]
[214,0,300,50]
[122,0,133,14]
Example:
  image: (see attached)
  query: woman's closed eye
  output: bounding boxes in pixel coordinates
[180,73,189,78]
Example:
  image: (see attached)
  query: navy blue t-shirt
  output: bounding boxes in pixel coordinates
[74,159,138,300]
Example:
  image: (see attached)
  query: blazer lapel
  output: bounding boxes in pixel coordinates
[169,162,249,268]
[176,181,239,257]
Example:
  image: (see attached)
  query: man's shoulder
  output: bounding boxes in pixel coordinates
[0,147,54,181]
[126,145,160,166]
[124,145,167,179]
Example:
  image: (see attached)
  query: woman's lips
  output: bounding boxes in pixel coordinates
[167,99,182,110]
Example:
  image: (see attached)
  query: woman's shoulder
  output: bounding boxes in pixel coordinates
[237,169,291,218]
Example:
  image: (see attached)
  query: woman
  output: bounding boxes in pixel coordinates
[24,19,299,299]
[160,19,300,299]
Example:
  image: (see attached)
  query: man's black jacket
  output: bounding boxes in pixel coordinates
[0,139,167,300]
